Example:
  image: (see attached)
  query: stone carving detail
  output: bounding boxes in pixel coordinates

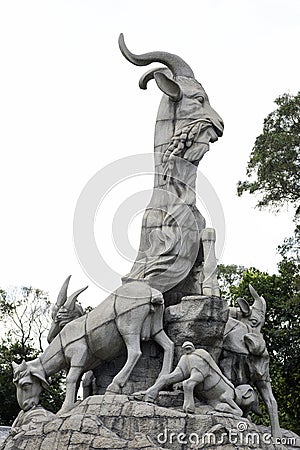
[10,405,55,437]
[11,360,55,435]
[119,34,224,297]
[12,281,174,414]
[137,341,256,418]
[220,284,281,438]
[6,395,294,450]
[47,275,86,344]
[6,35,287,449]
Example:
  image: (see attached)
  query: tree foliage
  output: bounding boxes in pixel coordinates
[0,287,51,353]
[234,90,300,433]
[0,341,38,424]
[218,249,300,434]
[0,287,65,425]
[237,92,300,217]
[217,264,246,303]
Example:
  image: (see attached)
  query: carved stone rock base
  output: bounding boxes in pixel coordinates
[165,295,229,362]
[3,394,299,450]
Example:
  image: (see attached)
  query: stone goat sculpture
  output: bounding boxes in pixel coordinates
[119,34,224,298]
[47,275,86,344]
[136,341,256,417]
[12,280,174,414]
[219,284,281,438]
[11,362,55,434]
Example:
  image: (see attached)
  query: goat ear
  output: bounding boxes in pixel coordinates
[154,72,182,102]
[237,297,251,317]
[242,386,254,399]
[31,372,50,390]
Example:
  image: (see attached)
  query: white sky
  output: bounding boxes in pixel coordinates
[0,0,299,308]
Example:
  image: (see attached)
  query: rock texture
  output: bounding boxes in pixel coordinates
[0,429,10,448]
[3,395,299,450]
[165,295,228,362]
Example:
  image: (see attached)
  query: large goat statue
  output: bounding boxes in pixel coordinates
[220,284,281,438]
[12,280,174,414]
[119,34,224,297]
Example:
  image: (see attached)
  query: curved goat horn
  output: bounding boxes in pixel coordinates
[56,275,72,308]
[119,33,194,78]
[249,284,266,315]
[64,286,88,311]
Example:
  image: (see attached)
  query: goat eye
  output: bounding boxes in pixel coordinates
[197,95,204,104]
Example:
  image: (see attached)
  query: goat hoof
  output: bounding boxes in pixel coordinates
[106,382,122,394]
[130,391,146,401]
[183,404,195,414]
[143,394,156,403]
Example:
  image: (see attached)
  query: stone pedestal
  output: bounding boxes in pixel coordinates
[3,395,298,450]
[165,295,229,363]
[94,341,163,395]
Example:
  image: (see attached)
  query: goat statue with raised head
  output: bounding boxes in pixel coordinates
[119,34,224,298]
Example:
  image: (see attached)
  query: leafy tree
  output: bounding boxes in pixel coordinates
[0,340,38,424]
[234,90,300,433]
[217,264,246,302]
[278,224,300,263]
[0,287,51,353]
[218,257,300,434]
[237,91,300,217]
[0,286,65,425]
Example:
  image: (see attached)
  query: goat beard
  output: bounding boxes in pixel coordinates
[183,128,212,162]
[163,120,215,165]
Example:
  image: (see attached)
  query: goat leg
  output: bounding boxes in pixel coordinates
[256,380,282,439]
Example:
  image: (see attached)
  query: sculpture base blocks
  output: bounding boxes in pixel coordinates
[165,295,229,363]
[2,395,299,450]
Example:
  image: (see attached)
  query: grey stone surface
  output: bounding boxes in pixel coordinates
[47,275,86,344]
[219,285,281,438]
[140,342,256,417]
[12,281,174,414]
[133,341,256,417]
[165,295,229,362]
[0,428,10,448]
[10,405,55,436]
[119,34,224,296]
[258,426,300,450]
[2,395,296,450]
[6,34,292,449]
[84,295,227,394]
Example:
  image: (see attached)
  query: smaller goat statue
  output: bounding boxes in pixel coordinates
[12,278,174,414]
[47,275,86,344]
[219,284,281,438]
[135,341,256,418]
[11,360,55,435]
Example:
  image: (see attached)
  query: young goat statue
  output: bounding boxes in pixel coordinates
[220,284,281,438]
